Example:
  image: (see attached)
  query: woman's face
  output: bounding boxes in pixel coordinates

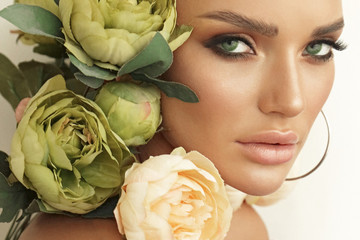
[152,0,344,195]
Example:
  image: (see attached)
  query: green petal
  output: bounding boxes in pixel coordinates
[168,24,193,51]
[25,75,67,110]
[25,164,59,202]
[59,0,76,42]
[80,152,121,188]
[59,169,95,200]
[46,125,73,171]
[9,132,26,185]
[21,108,46,165]
[63,30,94,66]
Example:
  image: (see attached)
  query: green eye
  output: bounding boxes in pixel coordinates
[204,35,255,59]
[304,43,331,56]
[221,40,240,52]
[217,38,253,54]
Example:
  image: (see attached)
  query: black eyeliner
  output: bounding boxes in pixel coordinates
[305,39,347,62]
[310,39,347,51]
[203,34,256,59]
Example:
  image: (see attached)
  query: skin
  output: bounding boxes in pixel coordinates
[20,0,344,239]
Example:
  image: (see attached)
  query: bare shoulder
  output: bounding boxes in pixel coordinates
[226,203,269,240]
[20,213,124,240]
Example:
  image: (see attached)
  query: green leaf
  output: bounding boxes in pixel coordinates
[0,4,63,40]
[82,196,118,219]
[131,73,199,103]
[69,54,116,81]
[118,32,173,78]
[33,43,67,59]
[0,173,36,222]
[0,54,29,109]
[24,200,42,215]
[0,152,10,178]
[65,77,88,95]
[74,73,104,89]
[18,60,64,96]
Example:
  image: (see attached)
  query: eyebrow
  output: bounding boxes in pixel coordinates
[199,11,279,37]
[311,18,344,37]
[200,11,344,38]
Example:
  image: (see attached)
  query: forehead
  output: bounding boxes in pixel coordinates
[176,0,343,33]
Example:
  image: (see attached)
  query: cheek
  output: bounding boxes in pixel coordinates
[160,44,249,149]
[303,62,335,117]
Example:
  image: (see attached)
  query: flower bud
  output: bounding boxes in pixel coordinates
[95,80,161,146]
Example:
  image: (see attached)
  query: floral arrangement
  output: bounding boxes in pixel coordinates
[0,1,238,240]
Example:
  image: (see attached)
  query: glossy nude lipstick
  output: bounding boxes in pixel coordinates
[236,131,298,165]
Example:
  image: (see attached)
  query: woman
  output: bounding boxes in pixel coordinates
[20,0,345,239]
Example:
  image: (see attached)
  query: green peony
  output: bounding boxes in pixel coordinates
[9,75,135,214]
[95,79,161,146]
[59,0,192,69]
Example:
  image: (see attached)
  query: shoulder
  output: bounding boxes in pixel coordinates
[226,203,269,240]
[20,213,124,240]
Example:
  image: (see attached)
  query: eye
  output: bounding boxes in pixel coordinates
[204,35,255,59]
[303,42,332,57]
[218,38,253,54]
[302,39,347,62]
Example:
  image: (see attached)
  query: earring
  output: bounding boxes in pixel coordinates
[285,110,330,181]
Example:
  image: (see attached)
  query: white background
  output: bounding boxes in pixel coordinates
[0,0,359,239]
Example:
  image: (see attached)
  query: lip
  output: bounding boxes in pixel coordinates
[236,131,299,165]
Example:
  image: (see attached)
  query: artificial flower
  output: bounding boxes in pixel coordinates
[59,0,192,69]
[95,78,161,146]
[114,147,232,240]
[9,75,135,214]
[15,97,31,123]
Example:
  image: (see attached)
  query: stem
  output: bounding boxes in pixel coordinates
[5,211,33,240]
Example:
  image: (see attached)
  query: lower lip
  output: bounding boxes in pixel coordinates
[236,142,296,165]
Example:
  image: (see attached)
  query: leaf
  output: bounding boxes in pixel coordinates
[118,32,173,78]
[33,43,67,59]
[0,173,36,222]
[0,54,29,109]
[69,54,116,81]
[18,60,64,96]
[131,73,199,103]
[74,72,104,89]
[0,4,63,40]
[0,57,64,110]
[65,77,88,95]
[82,196,119,219]
[0,151,10,178]
[24,199,41,215]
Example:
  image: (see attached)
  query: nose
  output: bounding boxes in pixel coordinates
[257,52,305,118]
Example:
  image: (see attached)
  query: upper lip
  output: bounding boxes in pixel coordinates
[237,131,299,145]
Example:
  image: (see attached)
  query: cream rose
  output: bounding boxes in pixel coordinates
[114,147,232,240]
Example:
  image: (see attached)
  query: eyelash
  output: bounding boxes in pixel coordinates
[203,35,255,60]
[203,35,347,62]
[303,39,347,62]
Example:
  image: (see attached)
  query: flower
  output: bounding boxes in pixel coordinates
[95,79,162,146]
[15,97,31,123]
[9,75,135,214]
[59,0,193,69]
[114,147,232,240]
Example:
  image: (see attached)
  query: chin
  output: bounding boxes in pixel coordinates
[225,170,288,196]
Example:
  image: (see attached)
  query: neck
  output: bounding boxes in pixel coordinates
[138,132,174,162]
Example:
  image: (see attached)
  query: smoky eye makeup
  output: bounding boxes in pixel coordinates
[203,34,256,60]
[302,39,347,62]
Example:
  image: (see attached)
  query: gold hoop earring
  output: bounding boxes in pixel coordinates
[285,110,330,181]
